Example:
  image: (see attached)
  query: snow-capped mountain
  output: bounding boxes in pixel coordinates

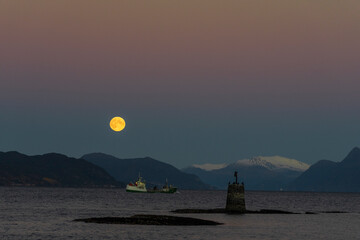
[235,156,309,172]
[183,155,310,190]
[189,156,309,172]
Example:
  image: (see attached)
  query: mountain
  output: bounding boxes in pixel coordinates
[234,156,309,172]
[82,153,212,190]
[0,151,122,187]
[288,147,360,192]
[183,156,309,190]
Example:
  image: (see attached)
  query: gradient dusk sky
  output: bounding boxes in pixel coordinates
[1,1,360,168]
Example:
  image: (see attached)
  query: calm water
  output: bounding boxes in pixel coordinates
[1,187,359,240]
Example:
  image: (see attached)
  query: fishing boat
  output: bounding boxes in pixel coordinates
[160,178,177,193]
[126,174,147,193]
[146,179,177,193]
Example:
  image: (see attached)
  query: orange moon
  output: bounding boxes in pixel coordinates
[109,116,126,132]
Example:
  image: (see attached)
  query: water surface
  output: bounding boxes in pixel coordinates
[1,188,359,240]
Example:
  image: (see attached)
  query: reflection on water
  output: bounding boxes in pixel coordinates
[0,188,359,240]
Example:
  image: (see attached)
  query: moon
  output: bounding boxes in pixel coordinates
[109,116,126,132]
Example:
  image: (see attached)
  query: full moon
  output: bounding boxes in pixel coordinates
[109,116,126,132]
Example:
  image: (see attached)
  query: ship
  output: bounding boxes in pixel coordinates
[160,178,177,193]
[126,174,147,193]
[147,179,177,194]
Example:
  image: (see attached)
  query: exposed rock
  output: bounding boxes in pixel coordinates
[172,208,299,214]
[74,214,222,225]
[172,208,348,214]
[172,208,227,214]
[246,209,299,214]
[321,211,348,213]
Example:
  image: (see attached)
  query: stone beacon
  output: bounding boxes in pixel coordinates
[225,171,246,213]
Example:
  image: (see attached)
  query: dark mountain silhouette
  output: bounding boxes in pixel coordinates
[288,147,360,192]
[82,153,213,190]
[0,151,122,187]
[183,164,303,190]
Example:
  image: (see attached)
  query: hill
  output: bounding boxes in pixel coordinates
[288,147,360,192]
[82,153,212,190]
[0,151,122,187]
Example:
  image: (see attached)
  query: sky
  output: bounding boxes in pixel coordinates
[1,0,360,168]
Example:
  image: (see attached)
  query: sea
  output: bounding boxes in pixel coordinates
[1,187,359,240]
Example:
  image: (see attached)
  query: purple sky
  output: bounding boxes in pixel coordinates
[1,1,360,167]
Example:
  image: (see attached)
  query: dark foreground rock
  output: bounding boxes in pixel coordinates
[172,208,227,214]
[321,211,348,213]
[172,208,348,214]
[172,208,299,214]
[74,214,222,226]
[246,209,299,214]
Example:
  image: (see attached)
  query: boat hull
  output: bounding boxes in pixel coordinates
[126,185,147,193]
[161,187,177,193]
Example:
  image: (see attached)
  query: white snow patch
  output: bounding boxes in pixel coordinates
[235,156,309,172]
[192,163,229,171]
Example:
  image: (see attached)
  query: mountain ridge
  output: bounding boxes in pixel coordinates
[183,155,308,190]
[189,156,309,172]
[82,153,213,190]
[288,147,360,192]
[0,151,122,187]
